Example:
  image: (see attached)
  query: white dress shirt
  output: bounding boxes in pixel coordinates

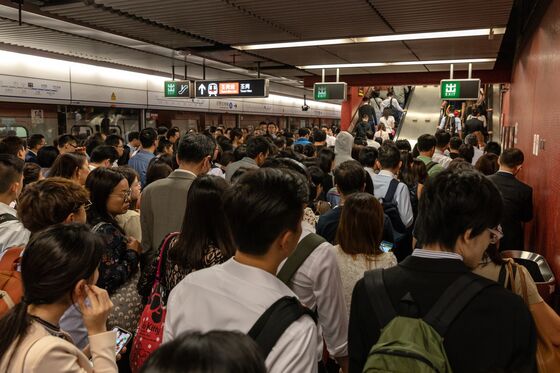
[326,135,336,147]
[0,202,30,257]
[379,116,396,130]
[165,258,318,373]
[366,140,380,149]
[472,147,484,165]
[372,170,414,228]
[432,148,452,169]
[439,116,463,133]
[277,222,348,359]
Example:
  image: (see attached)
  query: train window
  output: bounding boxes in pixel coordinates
[0,125,29,139]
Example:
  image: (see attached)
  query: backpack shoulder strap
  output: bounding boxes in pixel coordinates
[248,296,316,358]
[426,161,438,172]
[383,178,400,203]
[0,213,18,225]
[364,269,397,328]
[424,273,495,336]
[277,233,325,284]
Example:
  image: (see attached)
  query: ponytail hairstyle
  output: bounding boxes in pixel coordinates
[0,224,103,364]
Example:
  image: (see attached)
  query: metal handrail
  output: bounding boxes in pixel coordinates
[395,86,415,140]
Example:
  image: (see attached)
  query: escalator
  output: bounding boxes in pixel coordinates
[397,85,442,147]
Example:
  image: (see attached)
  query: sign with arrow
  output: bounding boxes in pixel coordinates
[195,79,269,98]
[164,80,192,98]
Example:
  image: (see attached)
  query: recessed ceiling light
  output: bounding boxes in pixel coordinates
[297,58,496,69]
[232,28,506,50]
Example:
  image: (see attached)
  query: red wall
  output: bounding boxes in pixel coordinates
[508,0,560,278]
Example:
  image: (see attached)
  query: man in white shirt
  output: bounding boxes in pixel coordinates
[322,126,336,147]
[439,111,463,139]
[0,155,30,255]
[372,144,413,229]
[359,146,378,184]
[433,131,452,169]
[381,92,405,118]
[165,168,318,373]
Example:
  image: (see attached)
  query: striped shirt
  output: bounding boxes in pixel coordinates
[412,249,463,261]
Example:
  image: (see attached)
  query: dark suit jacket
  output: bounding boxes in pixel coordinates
[488,172,533,251]
[25,151,38,164]
[348,256,536,373]
[140,170,196,265]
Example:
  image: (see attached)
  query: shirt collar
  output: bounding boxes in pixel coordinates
[378,170,396,178]
[0,202,17,215]
[174,168,197,178]
[241,157,258,165]
[412,249,463,261]
[223,257,294,295]
[498,170,514,175]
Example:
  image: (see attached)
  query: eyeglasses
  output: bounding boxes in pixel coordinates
[488,226,504,244]
[111,189,132,201]
[83,200,92,210]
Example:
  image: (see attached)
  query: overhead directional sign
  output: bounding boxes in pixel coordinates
[313,82,348,101]
[164,80,192,98]
[440,79,480,100]
[195,79,269,98]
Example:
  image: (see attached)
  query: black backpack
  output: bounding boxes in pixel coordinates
[248,296,317,358]
[381,179,407,242]
[0,213,18,225]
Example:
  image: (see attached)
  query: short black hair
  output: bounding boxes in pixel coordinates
[224,168,308,255]
[0,136,26,157]
[139,128,158,148]
[37,146,59,168]
[230,128,243,141]
[28,134,45,149]
[141,331,266,373]
[246,136,271,159]
[128,131,140,143]
[56,134,77,148]
[105,134,124,147]
[298,128,310,138]
[234,144,247,161]
[378,143,401,169]
[458,144,474,163]
[157,126,168,136]
[166,127,180,139]
[485,141,502,156]
[313,129,326,142]
[359,147,378,168]
[395,139,412,152]
[449,136,463,151]
[0,154,24,193]
[500,148,524,168]
[334,160,366,196]
[415,169,502,251]
[90,145,118,163]
[177,133,216,163]
[417,134,437,152]
[435,131,451,148]
[465,134,478,147]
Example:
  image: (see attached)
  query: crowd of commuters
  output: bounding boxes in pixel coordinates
[0,117,553,373]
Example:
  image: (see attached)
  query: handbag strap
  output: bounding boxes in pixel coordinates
[155,233,179,282]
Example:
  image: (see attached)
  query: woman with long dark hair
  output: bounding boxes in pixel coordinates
[0,224,116,372]
[48,153,90,185]
[138,175,235,302]
[85,167,142,294]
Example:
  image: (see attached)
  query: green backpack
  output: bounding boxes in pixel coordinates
[362,269,494,373]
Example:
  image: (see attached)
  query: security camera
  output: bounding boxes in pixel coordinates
[302,104,309,111]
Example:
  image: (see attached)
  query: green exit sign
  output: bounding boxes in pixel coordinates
[313,82,347,101]
[440,79,480,100]
[164,80,192,98]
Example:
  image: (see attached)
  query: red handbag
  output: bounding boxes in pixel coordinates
[130,232,178,373]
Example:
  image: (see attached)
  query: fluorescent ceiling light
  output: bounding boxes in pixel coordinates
[297,58,496,69]
[233,28,506,50]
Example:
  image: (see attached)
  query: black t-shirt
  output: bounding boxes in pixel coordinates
[464,117,484,136]
[358,104,375,122]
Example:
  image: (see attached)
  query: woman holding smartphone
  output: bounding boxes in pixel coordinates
[0,224,117,373]
[332,193,397,315]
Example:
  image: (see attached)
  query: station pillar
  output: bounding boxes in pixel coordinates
[340,86,362,131]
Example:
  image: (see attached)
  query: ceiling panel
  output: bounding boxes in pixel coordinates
[42,2,211,49]
[425,62,496,72]
[406,35,504,60]
[230,0,393,40]
[373,0,513,33]
[253,47,348,66]
[91,0,297,45]
[322,42,418,63]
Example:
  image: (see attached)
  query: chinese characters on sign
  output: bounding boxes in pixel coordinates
[195,79,269,98]
[440,79,480,100]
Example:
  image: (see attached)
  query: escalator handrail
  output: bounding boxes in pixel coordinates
[395,86,415,140]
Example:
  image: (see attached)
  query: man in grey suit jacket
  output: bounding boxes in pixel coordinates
[140,133,216,266]
[225,136,271,182]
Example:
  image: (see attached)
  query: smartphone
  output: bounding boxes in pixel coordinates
[113,327,132,355]
[380,241,393,253]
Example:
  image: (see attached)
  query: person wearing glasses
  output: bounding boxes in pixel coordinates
[56,134,85,155]
[85,167,142,294]
[348,168,537,373]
